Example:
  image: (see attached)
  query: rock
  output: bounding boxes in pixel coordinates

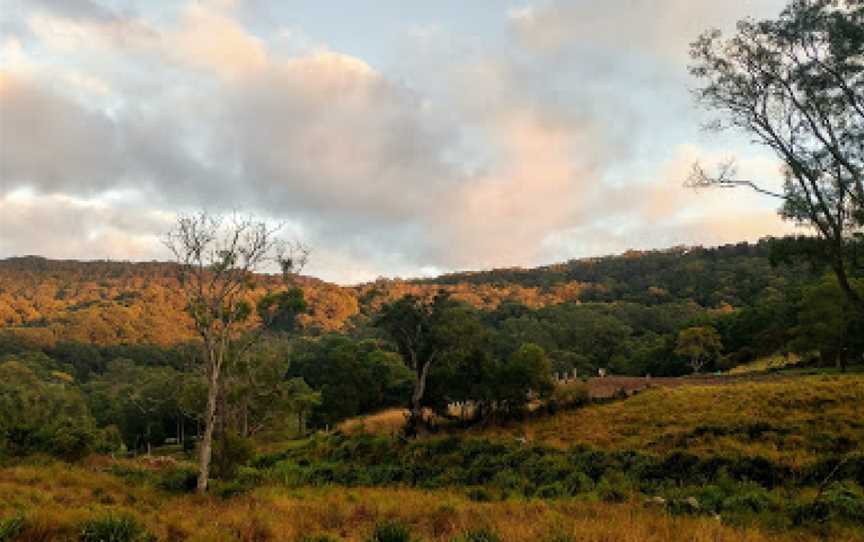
[684,496,701,510]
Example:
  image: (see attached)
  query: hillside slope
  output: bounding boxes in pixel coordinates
[0,240,807,346]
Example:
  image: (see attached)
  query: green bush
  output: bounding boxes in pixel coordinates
[453,528,501,542]
[466,487,494,502]
[211,432,255,480]
[0,515,25,542]
[794,482,864,524]
[367,521,413,542]
[156,467,198,493]
[79,513,151,542]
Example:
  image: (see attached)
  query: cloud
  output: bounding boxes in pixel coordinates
[0,72,123,195]
[167,3,268,79]
[0,0,802,283]
[508,0,787,61]
[0,191,172,260]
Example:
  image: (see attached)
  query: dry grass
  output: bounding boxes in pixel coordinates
[476,375,864,468]
[338,408,409,436]
[0,461,844,542]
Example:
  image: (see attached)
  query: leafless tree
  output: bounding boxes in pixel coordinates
[163,212,307,493]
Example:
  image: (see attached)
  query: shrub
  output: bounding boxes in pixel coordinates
[79,513,151,542]
[547,384,589,413]
[794,482,864,524]
[367,521,413,542]
[0,515,25,542]
[211,479,253,499]
[466,487,494,502]
[211,432,255,480]
[157,467,198,493]
[296,536,338,542]
[453,528,501,542]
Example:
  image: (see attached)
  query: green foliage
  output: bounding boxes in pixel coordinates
[453,528,501,542]
[0,515,24,542]
[288,336,413,427]
[79,513,151,542]
[211,431,255,480]
[367,521,413,542]
[0,357,99,459]
[793,482,864,525]
[156,467,199,494]
[675,326,722,373]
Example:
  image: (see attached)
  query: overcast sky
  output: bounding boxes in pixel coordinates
[0,0,802,284]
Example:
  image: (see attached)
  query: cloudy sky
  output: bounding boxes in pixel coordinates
[0,0,802,283]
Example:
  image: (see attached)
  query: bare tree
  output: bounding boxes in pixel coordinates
[163,212,307,493]
[687,0,863,309]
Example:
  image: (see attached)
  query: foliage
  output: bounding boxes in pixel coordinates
[79,513,151,542]
[688,0,864,312]
[675,327,723,373]
[0,357,99,459]
[367,521,413,542]
[0,515,24,542]
[211,431,255,480]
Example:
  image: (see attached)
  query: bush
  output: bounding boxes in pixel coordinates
[367,521,413,542]
[296,536,338,542]
[157,467,198,493]
[453,528,501,542]
[794,482,864,524]
[0,515,24,542]
[79,513,151,542]
[466,487,494,502]
[546,384,589,413]
[211,432,255,480]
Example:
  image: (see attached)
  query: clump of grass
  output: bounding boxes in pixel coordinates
[453,527,501,542]
[79,513,151,542]
[0,515,24,542]
[367,520,413,542]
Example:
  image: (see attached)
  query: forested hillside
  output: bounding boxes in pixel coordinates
[0,239,810,345]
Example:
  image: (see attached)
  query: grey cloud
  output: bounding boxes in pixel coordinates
[0,1,796,282]
[0,74,124,195]
[27,0,123,23]
[508,1,787,60]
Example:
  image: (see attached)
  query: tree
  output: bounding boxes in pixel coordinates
[284,377,321,436]
[495,343,555,416]
[163,212,307,493]
[375,294,486,436]
[675,326,723,374]
[791,274,864,370]
[688,0,864,311]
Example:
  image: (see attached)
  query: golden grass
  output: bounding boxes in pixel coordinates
[338,408,409,436]
[729,354,803,375]
[0,461,845,542]
[476,375,864,468]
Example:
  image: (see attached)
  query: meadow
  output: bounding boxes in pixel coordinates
[2,374,863,541]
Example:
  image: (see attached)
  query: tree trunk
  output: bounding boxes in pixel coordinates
[406,361,432,437]
[197,364,220,494]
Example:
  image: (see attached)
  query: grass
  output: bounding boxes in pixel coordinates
[475,375,864,468]
[729,354,804,375]
[0,461,838,542]
[2,375,863,540]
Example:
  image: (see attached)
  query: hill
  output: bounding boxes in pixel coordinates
[0,239,808,348]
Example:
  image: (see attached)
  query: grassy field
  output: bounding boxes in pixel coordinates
[2,375,863,541]
[0,461,845,542]
[476,375,864,468]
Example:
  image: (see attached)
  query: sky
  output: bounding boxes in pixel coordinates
[0,0,804,284]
